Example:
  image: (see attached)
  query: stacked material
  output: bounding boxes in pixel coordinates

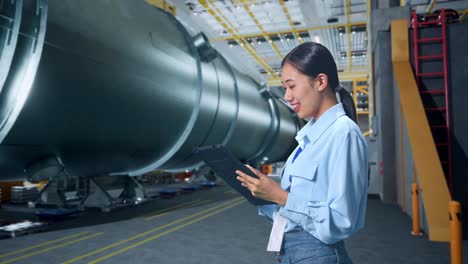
[10,186,39,204]
[0,220,46,238]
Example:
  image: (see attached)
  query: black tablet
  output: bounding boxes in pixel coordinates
[193,144,273,206]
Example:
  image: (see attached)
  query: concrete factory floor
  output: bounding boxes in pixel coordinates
[0,182,467,264]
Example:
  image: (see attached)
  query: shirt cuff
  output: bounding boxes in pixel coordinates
[257,204,278,222]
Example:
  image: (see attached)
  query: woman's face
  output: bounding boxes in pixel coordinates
[281,63,324,119]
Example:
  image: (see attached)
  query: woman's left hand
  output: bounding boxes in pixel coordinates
[236,165,288,206]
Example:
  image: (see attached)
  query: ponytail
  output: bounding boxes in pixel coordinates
[337,86,357,124]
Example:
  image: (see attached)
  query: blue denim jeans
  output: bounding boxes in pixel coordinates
[273,231,353,264]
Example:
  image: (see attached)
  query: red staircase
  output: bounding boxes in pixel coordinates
[411,9,452,193]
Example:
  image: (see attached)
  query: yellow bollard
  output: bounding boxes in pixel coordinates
[449,201,462,264]
[411,183,422,235]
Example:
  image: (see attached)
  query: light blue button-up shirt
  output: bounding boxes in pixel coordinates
[259,103,368,245]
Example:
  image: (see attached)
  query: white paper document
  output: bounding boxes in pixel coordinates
[267,211,288,252]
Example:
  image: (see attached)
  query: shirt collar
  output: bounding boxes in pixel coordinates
[295,103,346,148]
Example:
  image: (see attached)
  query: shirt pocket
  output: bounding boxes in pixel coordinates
[288,161,319,197]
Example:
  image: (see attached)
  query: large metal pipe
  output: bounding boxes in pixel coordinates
[0,0,299,182]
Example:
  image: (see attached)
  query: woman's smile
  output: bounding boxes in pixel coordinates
[292,103,301,112]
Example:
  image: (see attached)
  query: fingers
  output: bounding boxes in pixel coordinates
[246,164,266,179]
[236,170,259,185]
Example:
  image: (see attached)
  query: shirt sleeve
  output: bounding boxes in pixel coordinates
[257,204,279,223]
[279,131,368,244]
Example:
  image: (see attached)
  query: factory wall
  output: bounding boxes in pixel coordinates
[372,5,468,237]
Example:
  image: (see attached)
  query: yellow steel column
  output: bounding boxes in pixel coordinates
[346,0,352,72]
[353,79,358,110]
[366,0,374,131]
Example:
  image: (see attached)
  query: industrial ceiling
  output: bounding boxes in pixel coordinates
[168,0,467,85]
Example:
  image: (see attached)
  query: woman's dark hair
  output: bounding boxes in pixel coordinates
[281,42,357,123]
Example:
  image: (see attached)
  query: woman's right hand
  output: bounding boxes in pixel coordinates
[236,165,288,206]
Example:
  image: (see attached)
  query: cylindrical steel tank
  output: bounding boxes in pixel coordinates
[0,0,299,181]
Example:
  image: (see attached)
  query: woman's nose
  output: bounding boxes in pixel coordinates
[284,89,292,102]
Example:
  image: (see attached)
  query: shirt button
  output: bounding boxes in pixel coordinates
[277,258,283,263]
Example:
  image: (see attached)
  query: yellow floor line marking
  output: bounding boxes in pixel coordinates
[0,233,103,264]
[144,200,213,221]
[144,199,208,220]
[0,231,90,258]
[62,197,243,264]
[143,199,202,219]
[88,200,246,264]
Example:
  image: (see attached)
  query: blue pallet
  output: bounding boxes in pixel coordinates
[199,181,217,188]
[158,189,181,198]
[181,185,200,192]
[35,208,80,221]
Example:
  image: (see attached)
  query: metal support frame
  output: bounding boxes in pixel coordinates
[81,176,147,212]
[353,78,369,115]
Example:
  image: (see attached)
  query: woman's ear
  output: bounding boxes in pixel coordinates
[316,73,328,91]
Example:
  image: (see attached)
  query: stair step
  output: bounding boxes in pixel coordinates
[417,54,443,60]
[425,107,447,112]
[417,37,443,43]
[417,72,444,77]
[417,20,440,26]
[419,89,445,95]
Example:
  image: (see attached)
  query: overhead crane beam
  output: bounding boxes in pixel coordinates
[199,0,277,77]
[267,71,369,86]
[208,22,367,42]
[425,0,438,13]
[278,0,303,44]
[240,0,284,61]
